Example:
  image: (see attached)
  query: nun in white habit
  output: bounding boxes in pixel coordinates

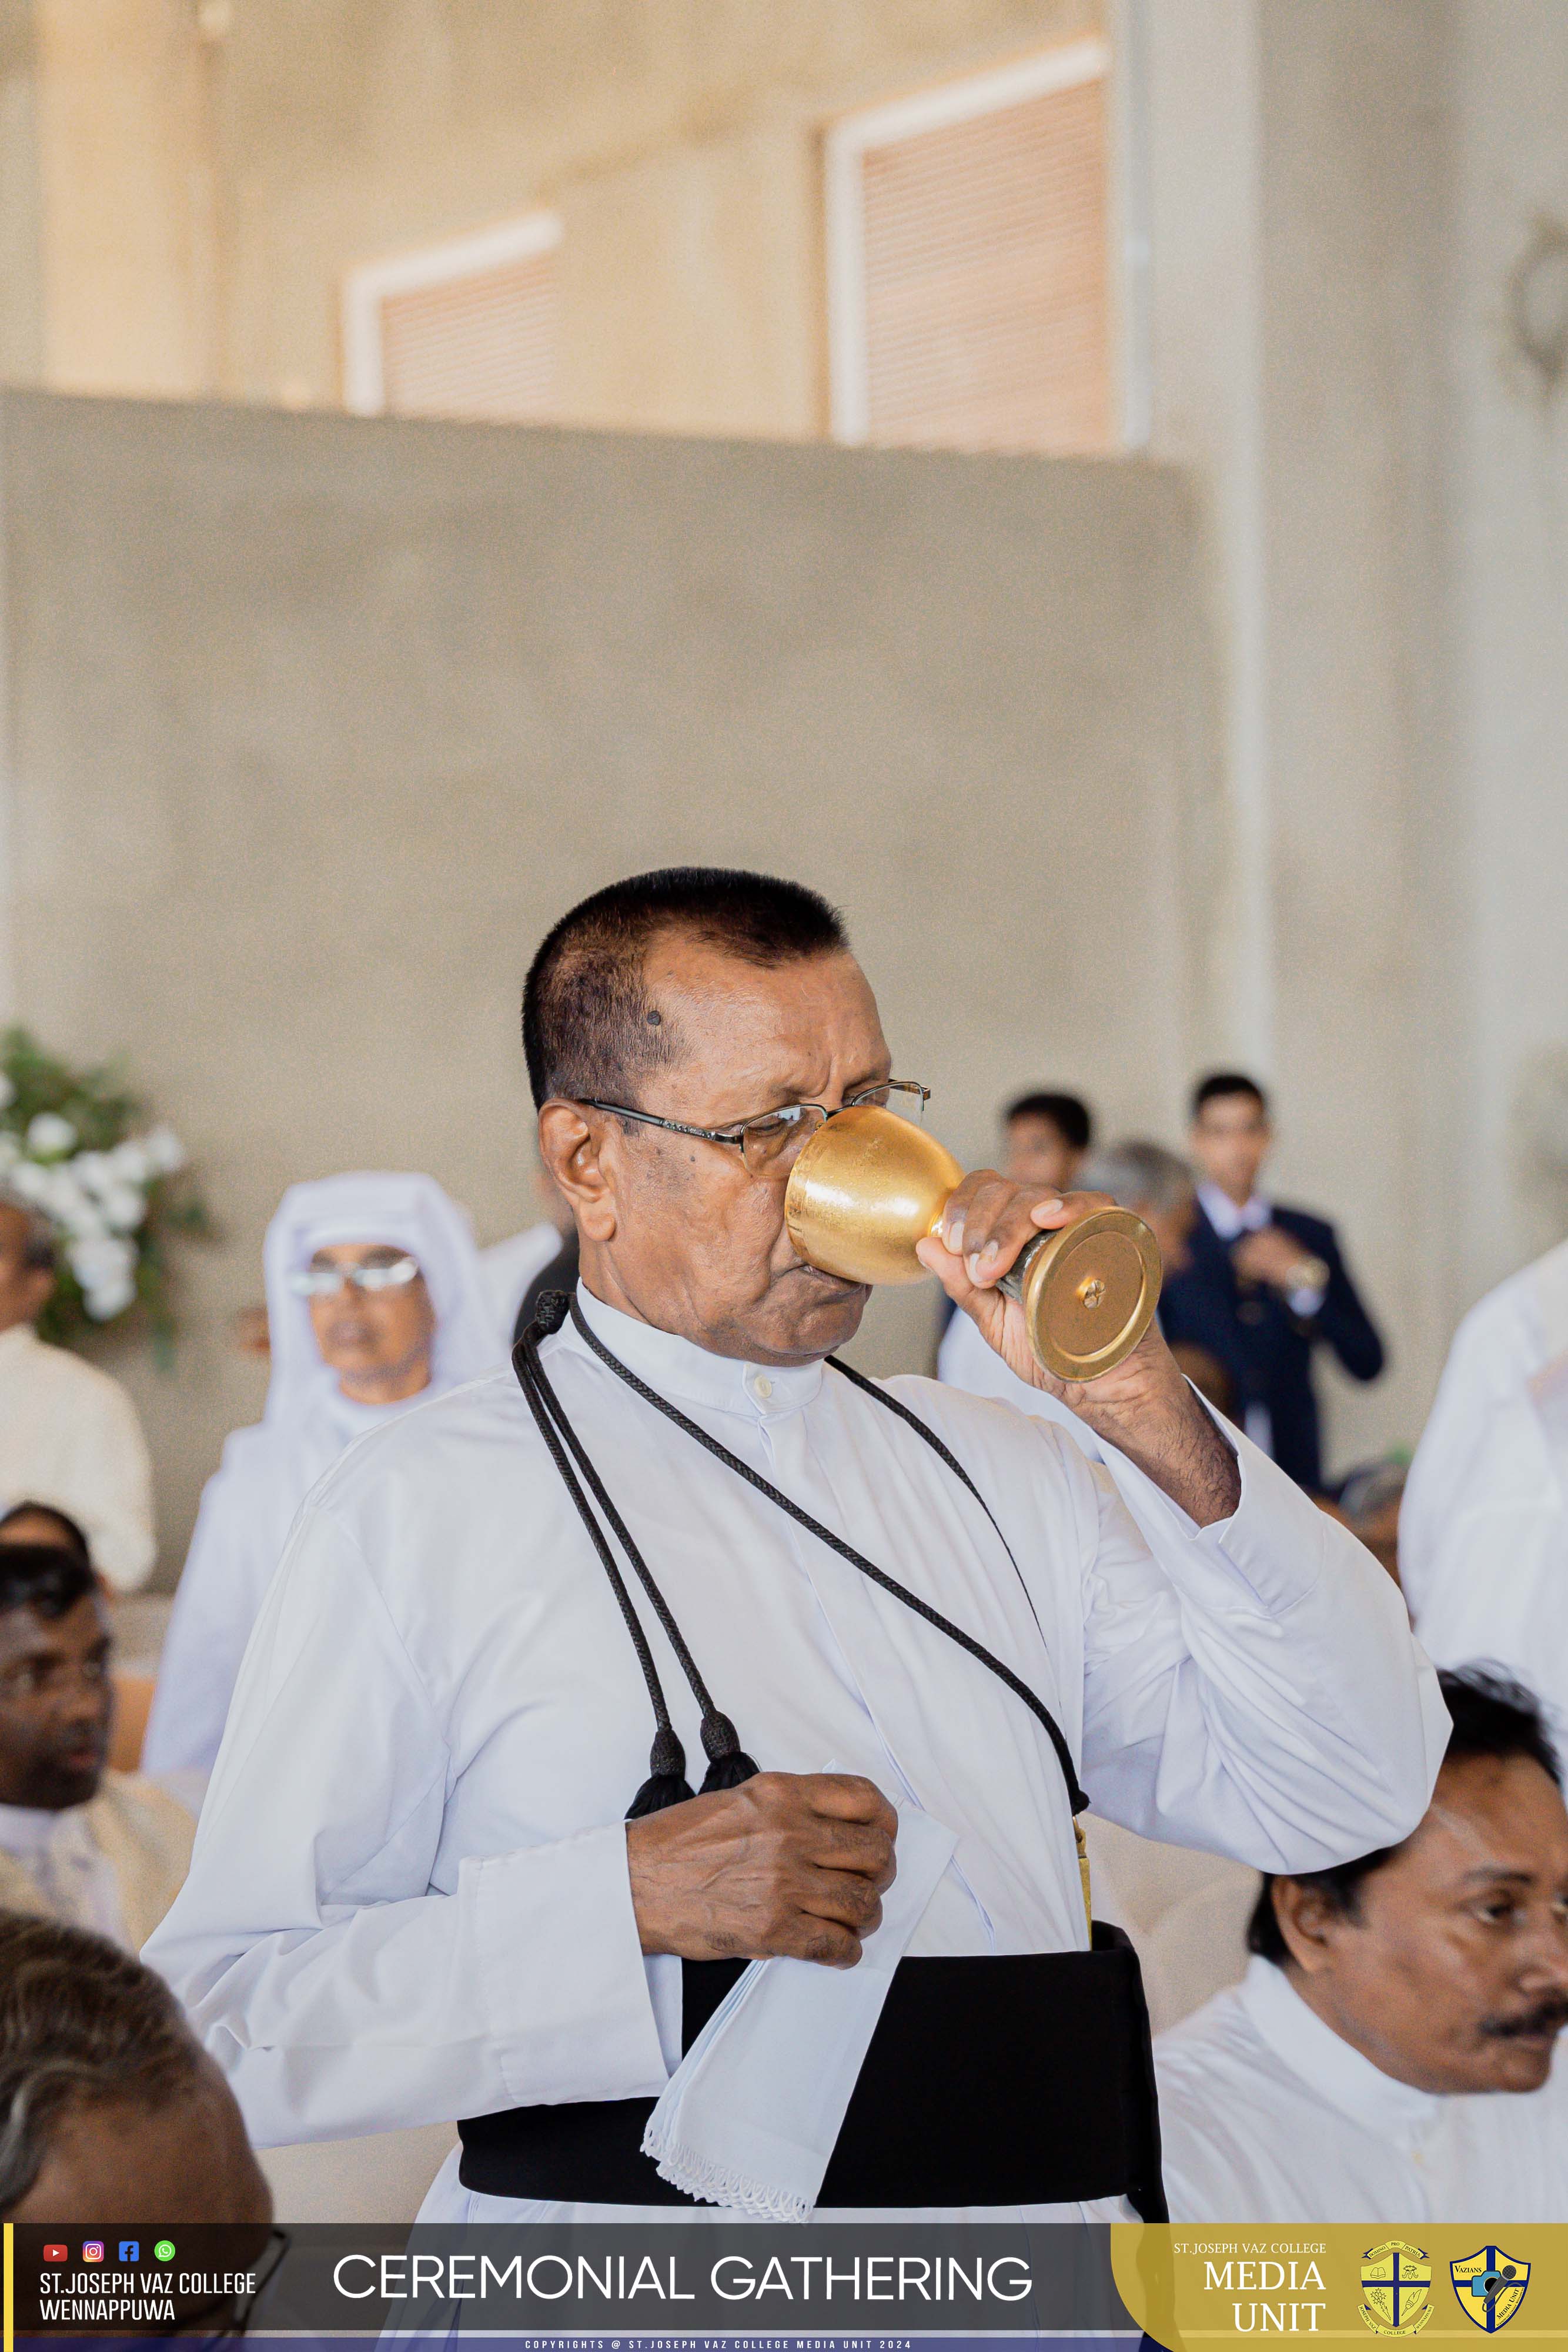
[147,870,1447,2229]
[141,1172,498,1785]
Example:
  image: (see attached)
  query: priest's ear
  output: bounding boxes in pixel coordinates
[538,1101,618,1242]
[1267,1875,1360,1975]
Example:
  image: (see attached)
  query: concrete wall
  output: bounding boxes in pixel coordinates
[1446,1,1568,1290]
[1138,0,1455,1474]
[0,389,1217,1578]
[1141,0,1568,1454]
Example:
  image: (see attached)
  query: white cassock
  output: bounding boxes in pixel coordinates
[1400,1240,1568,1742]
[146,1284,1445,2223]
[940,1308,1262,2027]
[141,1171,500,1782]
[1156,1954,1568,2222]
[937,1299,1104,1454]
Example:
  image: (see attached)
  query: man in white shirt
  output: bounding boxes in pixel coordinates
[1400,1238,1568,1740]
[0,1542,193,1950]
[148,866,1444,2226]
[142,1171,499,1783]
[0,1193,155,1592]
[1156,1666,1568,2221]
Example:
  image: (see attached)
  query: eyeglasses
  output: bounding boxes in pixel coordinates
[582,1080,930,1177]
[286,1254,420,1298]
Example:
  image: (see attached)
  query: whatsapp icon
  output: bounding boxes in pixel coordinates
[153,2241,175,2263]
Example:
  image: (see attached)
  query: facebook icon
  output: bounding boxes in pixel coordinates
[119,2242,139,2263]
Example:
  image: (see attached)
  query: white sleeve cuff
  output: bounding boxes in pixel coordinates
[472,1822,669,2107]
[1091,1396,1324,1620]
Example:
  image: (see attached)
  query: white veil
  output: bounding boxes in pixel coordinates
[259,1171,502,1425]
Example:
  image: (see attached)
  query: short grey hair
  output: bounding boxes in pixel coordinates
[0,1190,56,1274]
[1079,1138,1195,1215]
[0,1914,203,2215]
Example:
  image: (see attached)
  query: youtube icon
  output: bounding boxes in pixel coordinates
[42,2246,67,2266]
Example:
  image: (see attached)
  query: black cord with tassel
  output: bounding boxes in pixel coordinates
[513,1294,758,1815]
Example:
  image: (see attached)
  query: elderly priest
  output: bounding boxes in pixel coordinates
[148,868,1446,2225]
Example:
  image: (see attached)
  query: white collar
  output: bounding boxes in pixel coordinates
[563,1283,826,1423]
[1197,1182,1272,1240]
[0,1799,88,1860]
[0,1323,41,1367]
[1239,1956,1445,2144]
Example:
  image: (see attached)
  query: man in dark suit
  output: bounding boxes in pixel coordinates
[1159,1073,1384,1491]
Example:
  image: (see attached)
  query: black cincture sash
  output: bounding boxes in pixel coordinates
[512,1292,1088,1819]
[458,1929,1166,2219]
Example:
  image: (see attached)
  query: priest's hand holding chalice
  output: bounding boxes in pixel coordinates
[783,1094,1238,1519]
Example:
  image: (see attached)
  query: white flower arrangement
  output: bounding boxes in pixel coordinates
[1,1028,206,1350]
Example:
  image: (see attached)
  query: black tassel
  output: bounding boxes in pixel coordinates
[533,1290,572,1336]
[625,1725,696,1819]
[698,1710,760,1794]
[626,1769,697,1816]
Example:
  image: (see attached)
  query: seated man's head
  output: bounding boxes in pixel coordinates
[0,1913,270,2230]
[1002,1091,1092,1195]
[289,1242,436,1404]
[1079,1139,1197,1275]
[529,867,915,1364]
[0,1546,111,1810]
[1189,1072,1271,1204]
[1249,1668,1568,2094]
[0,1196,55,1338]
[0,1503,91,1561]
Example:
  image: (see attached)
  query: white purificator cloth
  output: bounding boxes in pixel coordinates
[640,1799,959,2220]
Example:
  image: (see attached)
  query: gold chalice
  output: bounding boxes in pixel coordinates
[784,1104,1162,1383]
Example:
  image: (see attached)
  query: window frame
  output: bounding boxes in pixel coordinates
[823,36,1116,449]
[342,211,564,419]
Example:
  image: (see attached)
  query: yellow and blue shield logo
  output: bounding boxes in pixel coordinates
[1360,2241,1432,2335]
[1451,2247,1530,2331]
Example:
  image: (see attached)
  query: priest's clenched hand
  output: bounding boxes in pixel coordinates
[916,1174,1242,1526]
[626,1770,898,1968]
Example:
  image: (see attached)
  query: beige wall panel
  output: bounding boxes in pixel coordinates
[1,391,1212,1581]
[206,0,1098,416]
[555,123,822,439]
[0,0,42,388]
[1250,0,1452,1474]
[32,0,213,395]
[1447,0,1568,1290]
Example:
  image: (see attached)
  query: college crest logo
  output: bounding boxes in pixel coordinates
[1450,2247,1530,2331]
[1360,2242,1432,2335]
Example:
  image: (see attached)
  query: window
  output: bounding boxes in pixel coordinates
[342,213,561,423]
[825,41,1112,456]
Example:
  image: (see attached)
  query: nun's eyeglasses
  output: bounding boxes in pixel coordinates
[287,1254,421,1297]
[583,1080,930,1177]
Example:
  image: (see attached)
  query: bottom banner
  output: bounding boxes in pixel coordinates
[8,2220,1565,2346]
